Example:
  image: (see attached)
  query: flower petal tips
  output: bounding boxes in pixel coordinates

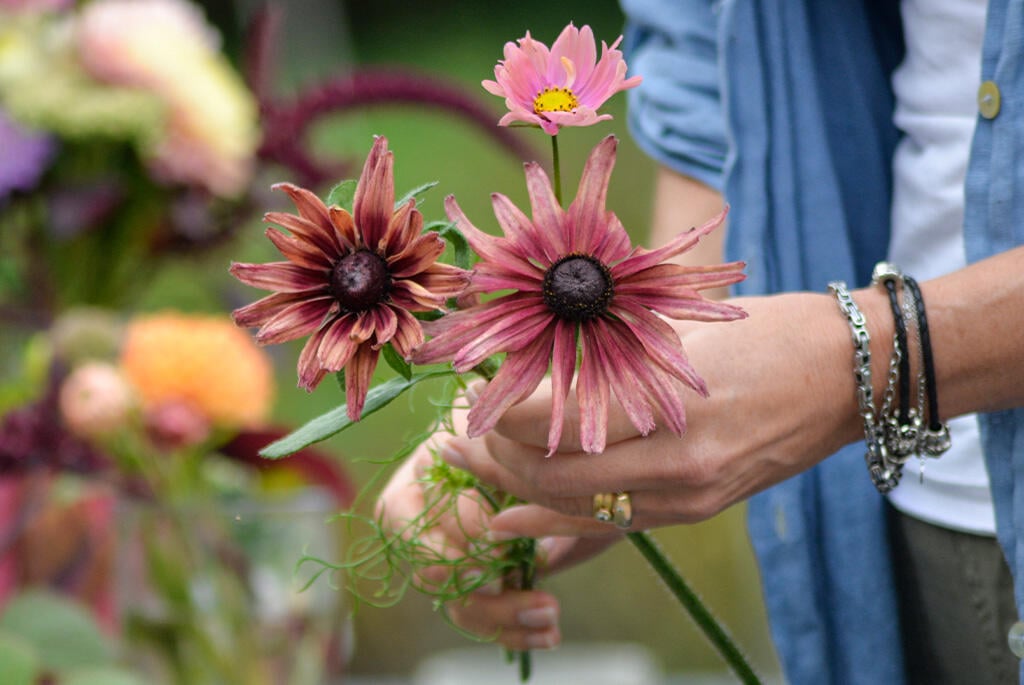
[231,137,469,421]
[413,135,746,454]
[483,23,642,135]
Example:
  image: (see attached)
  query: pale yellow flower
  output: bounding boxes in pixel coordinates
[76,0,259,196]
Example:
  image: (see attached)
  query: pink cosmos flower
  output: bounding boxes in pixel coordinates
[230,136,470,420]
[483,23,642,135]
[413,136,746,454]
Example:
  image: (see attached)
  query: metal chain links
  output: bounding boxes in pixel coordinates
[829,264,952,494]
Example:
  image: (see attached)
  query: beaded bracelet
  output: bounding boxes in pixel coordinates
[828,280,901,492]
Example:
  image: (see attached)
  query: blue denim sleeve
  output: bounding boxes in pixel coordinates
[621,0,727,190]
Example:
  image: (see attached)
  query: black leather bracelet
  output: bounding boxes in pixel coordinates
[902,275,951,457]
[883,278,912,424]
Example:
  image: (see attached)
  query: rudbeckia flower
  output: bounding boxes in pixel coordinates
[413,136,746,454]
[483,23,642,135]
[231,136,470,420]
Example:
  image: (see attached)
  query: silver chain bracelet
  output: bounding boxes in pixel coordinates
[828,280,902,493]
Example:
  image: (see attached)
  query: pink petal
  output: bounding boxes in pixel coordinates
[591,213,634,265]
[615,261,746,295]
[264,211,341,259]
[404,264,471,303]
[265,227,334,270]
[389,306,425,360]
[629,294,748,322]
[611,206,729,281]
[546,318,577,456]
[381,199,421,256]
[230,261,327,293]
[610,298,708,396]
[590,318,656,437]
[412,295,540,365]
[464,263,543,294]
[452,306,553,372]
[345,343,379,421]
[328,207,360,252]
[297,325,332,391]
[390,279,448,311]
[353,136,395,250]
[386,232,446,278]
[491,192,548,263]
[349,310,376,343]
[445,195,542,281]
[274,183,333,231]
[232,291,310,328]
[370,304,398,348]
[576,333,610,454]
[523,162,568,254]
[567,135,616,253]
[317,314,359,371]
[255,297,334,345]
[466,330,555,438]
[601,319,687,435]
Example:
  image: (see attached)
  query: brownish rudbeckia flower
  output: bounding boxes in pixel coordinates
[230,136,469,419]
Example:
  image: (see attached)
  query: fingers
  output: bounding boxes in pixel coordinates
[484,378,644,452]
[445,589,562,651]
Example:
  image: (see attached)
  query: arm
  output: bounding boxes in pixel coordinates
[445,246,1024,537]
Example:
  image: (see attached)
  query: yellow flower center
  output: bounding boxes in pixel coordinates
[533,87,579,114]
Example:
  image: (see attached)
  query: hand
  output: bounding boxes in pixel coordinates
[441,292,863,538]
[376,421,620,651]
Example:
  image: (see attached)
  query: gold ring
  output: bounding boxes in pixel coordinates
[612,492,633,529]
[592,493,614,523]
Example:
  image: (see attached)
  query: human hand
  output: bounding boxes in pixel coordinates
[440,292,864,538]
[376,421,620,651]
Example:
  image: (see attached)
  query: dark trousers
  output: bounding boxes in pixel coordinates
[889,506,1019,684]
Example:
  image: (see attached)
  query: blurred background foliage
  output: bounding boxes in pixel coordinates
[1,0,781,679]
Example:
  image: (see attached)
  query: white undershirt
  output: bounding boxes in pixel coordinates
[886,0,993,535]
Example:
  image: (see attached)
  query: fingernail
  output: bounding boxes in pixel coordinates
[525,630,560,650]
[517,606,558,629]
[465,381,485,405]
[441,440,468,470]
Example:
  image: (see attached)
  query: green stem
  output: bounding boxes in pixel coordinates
[626,531,762,685]
[550,135,562,205]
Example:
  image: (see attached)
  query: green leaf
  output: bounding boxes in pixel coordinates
[382,344,413,381]
[259,369,454,458]
[0,590,113,671]
[439,222,472,270]
[326,180,357,211]
[395,181,438,210]
[63,668,149,685]
[335,369,346,392]
[0,631,39,685]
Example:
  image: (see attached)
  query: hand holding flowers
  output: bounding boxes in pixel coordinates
[233,22,760,683]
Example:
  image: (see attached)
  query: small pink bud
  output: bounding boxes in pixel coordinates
[59,362,135,438]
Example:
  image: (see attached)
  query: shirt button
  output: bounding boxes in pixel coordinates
[1008,621,1024,658]
[978,80,1001,119]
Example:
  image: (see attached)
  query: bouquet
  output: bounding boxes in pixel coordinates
[231,21,760,684]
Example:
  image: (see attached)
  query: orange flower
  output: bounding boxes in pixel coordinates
[119,312,274,428]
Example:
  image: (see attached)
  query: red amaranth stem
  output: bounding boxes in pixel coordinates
[245,7,536,188]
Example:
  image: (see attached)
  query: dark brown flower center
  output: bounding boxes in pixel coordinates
[330,250,391,312]
[542,254,613,322]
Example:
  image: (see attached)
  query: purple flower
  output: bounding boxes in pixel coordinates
[0,109,56,199]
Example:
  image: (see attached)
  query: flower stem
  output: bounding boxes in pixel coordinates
[550,135,562,205]
[626,531,762,685]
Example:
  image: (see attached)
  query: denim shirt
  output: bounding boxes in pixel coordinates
[623,0,1024,682]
